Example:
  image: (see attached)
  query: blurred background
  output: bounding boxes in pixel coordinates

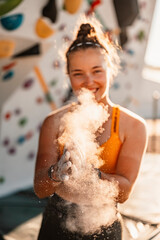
[0,0,160,239]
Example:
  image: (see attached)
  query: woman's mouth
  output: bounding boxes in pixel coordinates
[88,88,99,94]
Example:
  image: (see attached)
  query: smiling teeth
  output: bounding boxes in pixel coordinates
[91,89,97,93]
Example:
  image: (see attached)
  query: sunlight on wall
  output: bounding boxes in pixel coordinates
[142,0,160,83]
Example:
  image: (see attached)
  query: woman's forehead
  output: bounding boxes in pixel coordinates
[69,48,106,67]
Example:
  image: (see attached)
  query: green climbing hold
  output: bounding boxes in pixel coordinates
[0,0,23,17]
[18,117,28,126]
[0,176,5,184]
[45,92,53,103]
[50,79,57,86]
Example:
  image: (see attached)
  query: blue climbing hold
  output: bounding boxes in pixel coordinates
[3,70,14,81]
[17,135,25,144]
[1,13,24,31]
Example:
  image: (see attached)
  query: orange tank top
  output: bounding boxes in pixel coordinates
[99,106,122,174]
[59,106,122,174]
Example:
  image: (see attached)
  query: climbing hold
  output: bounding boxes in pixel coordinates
[25,131,33,140]
[2,61,17,71]
[50,79,58,86]
[22,78,34,89]
[112,82,120,90]
[8,147,16,155]
[2,70,14,81]
[36,96,44,104]
[0,176,5,184]
[12,43,40,58]
[18,117,28,126]
[45,92,54,103]
[1,13,24,31]
[14,108,21,115]
[37,123,42,132]
[17,135,25,144]
[53,60,60,68]
[62,35,71,42]
[64,0,83,14]
[27,151,35,160]
[86,0,101,15]
[0,0,23,17]
[136,30,145,41]
[58,24,66,31]
[125,48,135,56]
[3,138,10,147]
[4,112,12,120]
[0,40,15,58]
[42,0,57,23]
[35,18,54,38]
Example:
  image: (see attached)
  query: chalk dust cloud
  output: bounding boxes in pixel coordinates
[58,88,119,234]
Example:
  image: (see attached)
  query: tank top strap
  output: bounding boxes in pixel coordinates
[111,105,120,135]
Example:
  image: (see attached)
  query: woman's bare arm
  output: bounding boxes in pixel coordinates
[34,113,62,198]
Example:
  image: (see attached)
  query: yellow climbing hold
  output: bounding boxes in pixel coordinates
[64,0,83,14]
[35,18,54,39]
[0,40,15,58]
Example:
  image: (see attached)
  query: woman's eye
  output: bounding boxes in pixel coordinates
[93,70,102,74]
[74,73,83,76]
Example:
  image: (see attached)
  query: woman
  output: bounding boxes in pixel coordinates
[34,17,148,240]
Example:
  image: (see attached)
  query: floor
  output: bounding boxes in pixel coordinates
[0,188,47,238]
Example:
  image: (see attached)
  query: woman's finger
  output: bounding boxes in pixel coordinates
[61,160,72,172]
[61,174,69,181]
[71,164,78,177]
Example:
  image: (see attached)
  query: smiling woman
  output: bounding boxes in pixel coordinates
[68,48,108,104]
[34,16,148,240]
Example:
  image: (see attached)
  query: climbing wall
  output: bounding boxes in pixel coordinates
[109,0,160,117]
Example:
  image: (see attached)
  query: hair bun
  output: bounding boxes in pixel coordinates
[77,23,95,38]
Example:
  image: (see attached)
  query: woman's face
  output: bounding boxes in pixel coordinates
[68,48,109,104]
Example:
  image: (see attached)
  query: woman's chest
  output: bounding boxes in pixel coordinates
[96,119,112,146]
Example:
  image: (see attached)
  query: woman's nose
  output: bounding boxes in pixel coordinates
[84,73,94,86]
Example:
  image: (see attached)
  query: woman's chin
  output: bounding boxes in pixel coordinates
[95,94,107,104]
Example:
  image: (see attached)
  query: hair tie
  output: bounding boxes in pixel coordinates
[67,41,106,56]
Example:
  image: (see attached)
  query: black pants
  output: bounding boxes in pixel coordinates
[37,194,122,240]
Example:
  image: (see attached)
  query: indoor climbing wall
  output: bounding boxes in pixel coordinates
[0,0,160,197]
[110,0,160,118]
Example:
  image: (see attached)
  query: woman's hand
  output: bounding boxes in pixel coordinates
[56,143,86,181]
[56,150,73,181]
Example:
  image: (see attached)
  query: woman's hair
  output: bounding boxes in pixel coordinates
[65,16,121,82]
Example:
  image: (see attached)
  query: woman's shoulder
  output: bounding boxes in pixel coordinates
[118,106,148,153]
[119,105,146,125]
[48,103,74,117]
[118,105,147,140]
